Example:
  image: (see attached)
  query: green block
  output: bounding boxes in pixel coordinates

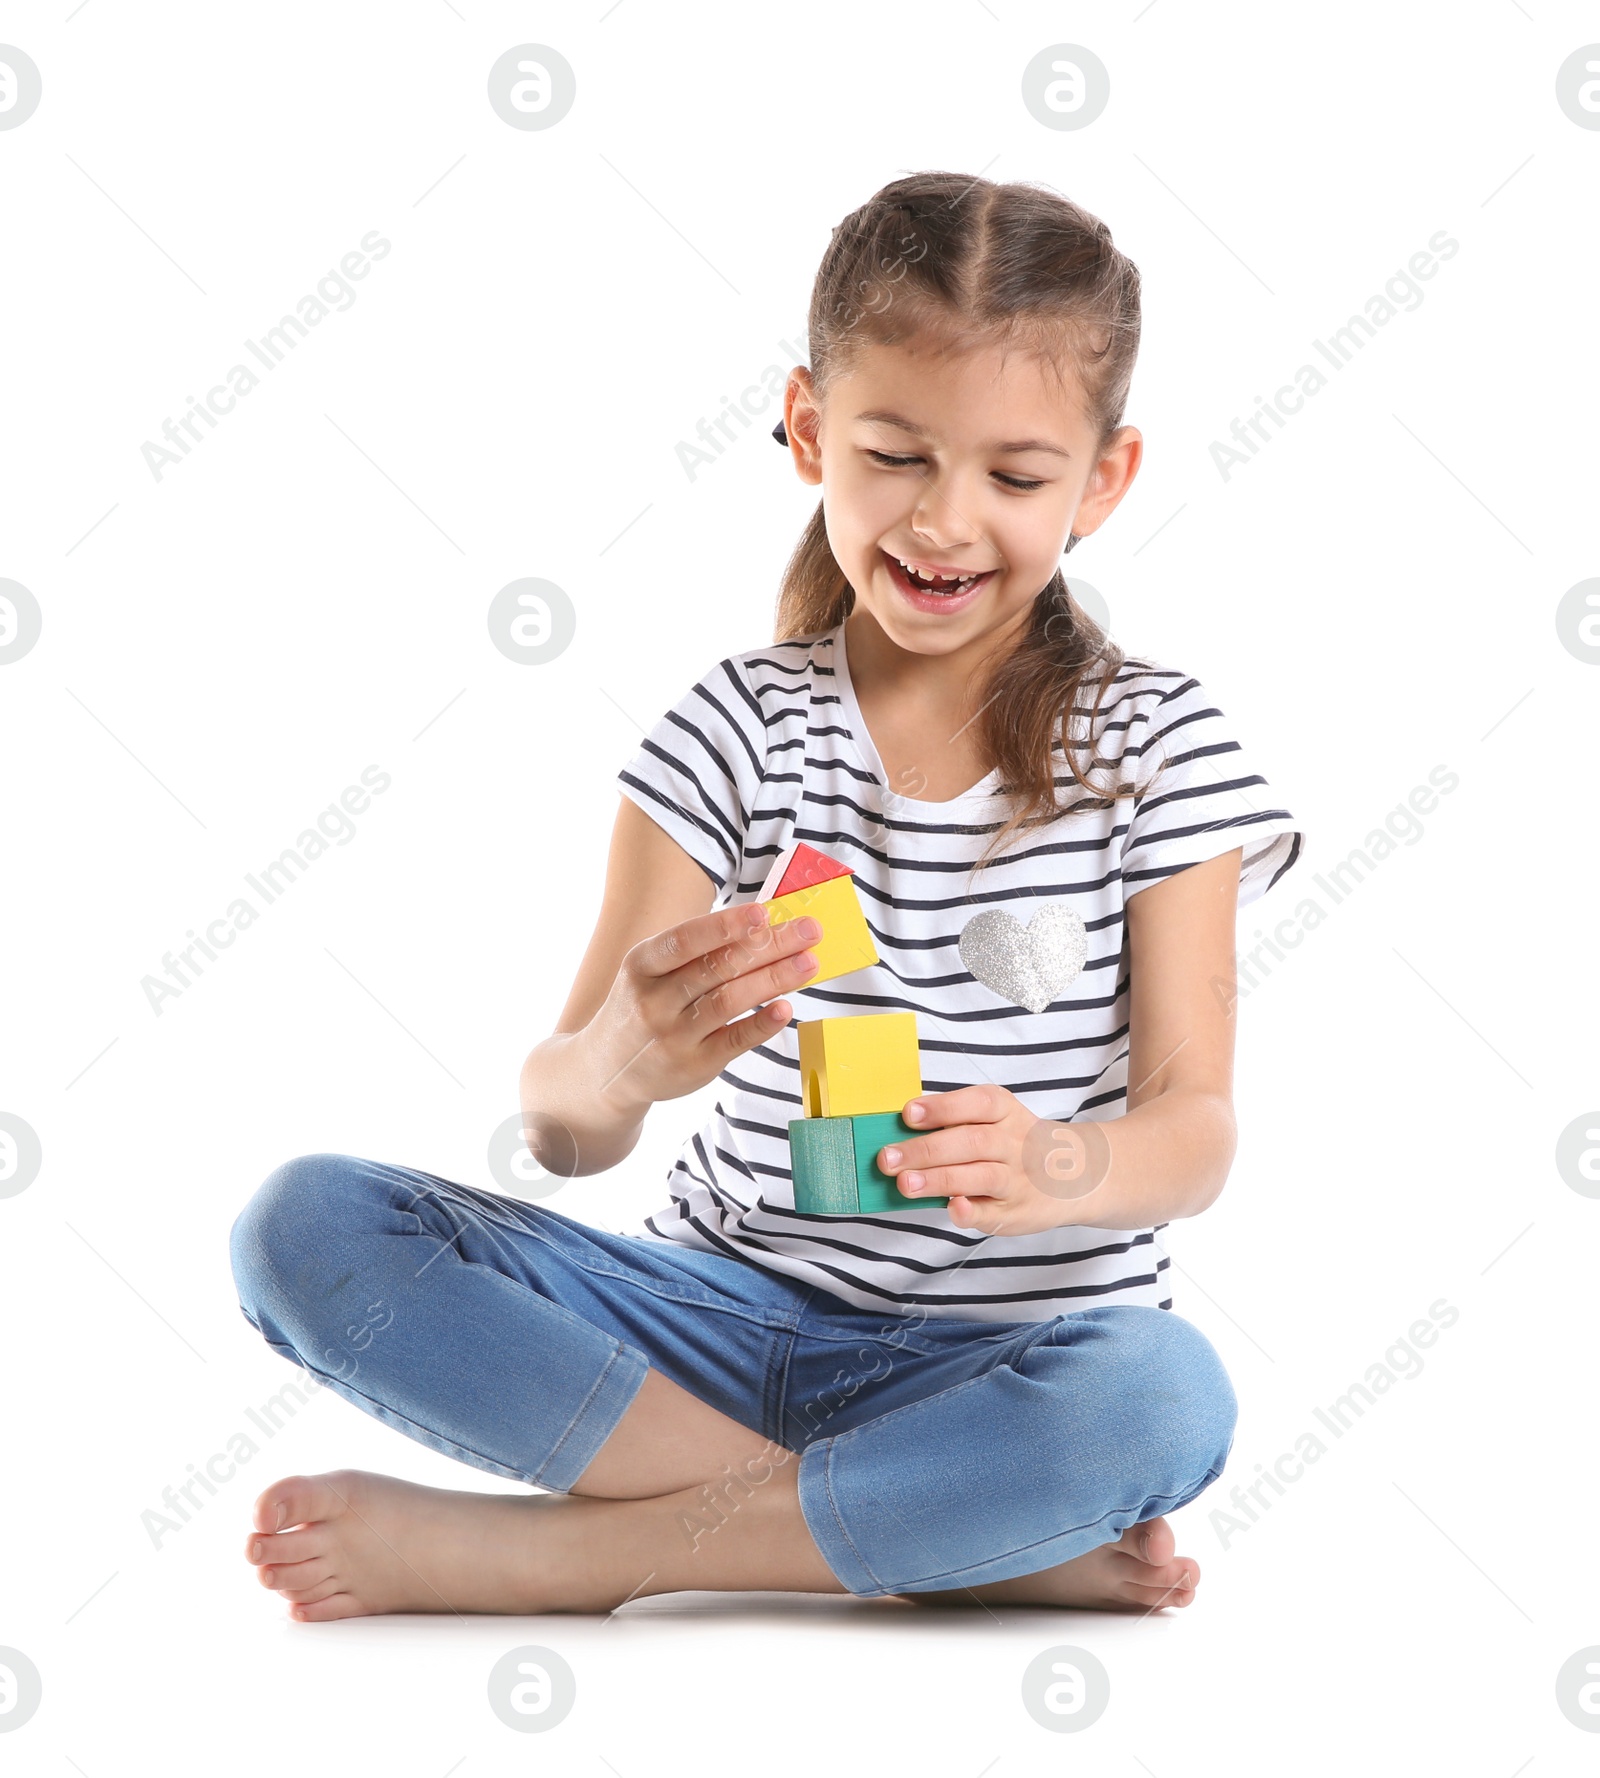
[851,1111,951,1212]
[788,1112,950,1214]
[788,1116,858,1214]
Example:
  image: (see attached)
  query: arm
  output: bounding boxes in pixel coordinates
[1039,844,1243,1229]
[518,795,712,1176]
[873,846,1244,1233]
[517,794,818,1177]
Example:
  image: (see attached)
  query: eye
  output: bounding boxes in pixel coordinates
[863,449,1045,493]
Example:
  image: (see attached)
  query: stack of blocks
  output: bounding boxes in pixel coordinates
[788,1012,951,1214]
[757,841,949,1216]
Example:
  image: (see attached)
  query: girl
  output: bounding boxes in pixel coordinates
[229,171,1305,1621]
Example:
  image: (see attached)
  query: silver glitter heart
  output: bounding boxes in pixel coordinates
[957,901,1088,1014]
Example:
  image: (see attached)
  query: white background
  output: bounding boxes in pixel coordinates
[2,2,1596,1771]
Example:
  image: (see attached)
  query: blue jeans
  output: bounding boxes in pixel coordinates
[228,1153,1238,1598]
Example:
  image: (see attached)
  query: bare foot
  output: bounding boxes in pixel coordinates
[892,1516,1200,1612]
[243,1468,615,1622]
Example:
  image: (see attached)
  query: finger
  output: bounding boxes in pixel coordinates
[713,996,796,1061]
[678,913,821,1011]
[900,1083,1008,1130]
[628,901,794,984]
[878,1122,990,1177]
[945,1193,1023,1234]
[894,1160,1012,1202]
[685,930,820,1033]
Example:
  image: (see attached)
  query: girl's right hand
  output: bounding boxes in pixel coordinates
[591,901,822,1110]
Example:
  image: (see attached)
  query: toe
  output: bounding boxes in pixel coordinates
[1133,1516,1175,1565]
[249,1526,329,1568]
[1123,1577,1197,1610]
[259,1556,332,1593]
[276,1572,345,1607]
[1123,1558,1199,1607]
[253,1474,310,1535]
[290,1593,367,1624]
[253,1471,356,1535]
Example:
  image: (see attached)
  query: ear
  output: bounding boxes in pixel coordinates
[1070,426,1143,543]
[781,368,824,486]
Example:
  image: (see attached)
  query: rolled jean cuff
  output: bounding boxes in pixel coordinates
[795,1438,887,1597]
[532,1340,651,1493]
[794,1420,1233,1600]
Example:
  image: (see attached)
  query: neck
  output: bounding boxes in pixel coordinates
[843,600,1031,708]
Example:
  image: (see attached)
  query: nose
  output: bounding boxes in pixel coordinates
[909,482,981,553]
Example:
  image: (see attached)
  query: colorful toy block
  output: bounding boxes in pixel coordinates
[851,1110,951,1213]
[787,1110,951,1215]
[787,1011,950,1214]
[758,840,852,900]
[756,841,878,988]
[787,1116,858,1214]
[798,1011,920,1118]
[766,875,877,987]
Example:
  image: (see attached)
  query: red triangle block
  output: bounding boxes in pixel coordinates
[772,841,853,898]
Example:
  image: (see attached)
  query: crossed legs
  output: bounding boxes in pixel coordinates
[231,1155,1210,1620]
[242,1366,1203,1621]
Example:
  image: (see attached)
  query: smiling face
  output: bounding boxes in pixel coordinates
[782,332,1141,659]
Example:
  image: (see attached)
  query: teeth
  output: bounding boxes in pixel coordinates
[896,556,978,590]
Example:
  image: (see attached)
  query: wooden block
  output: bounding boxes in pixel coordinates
[763,872,878,987]
[850,1110,951,1212]
[797,1011,921,1119]
[788,1116,861,1215]
[786,1111,949,1214]
[758,839,853,901]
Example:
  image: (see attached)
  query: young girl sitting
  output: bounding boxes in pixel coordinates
[230,170,1305,1621]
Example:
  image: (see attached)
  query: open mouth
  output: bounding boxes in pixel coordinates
[881,549,996,606]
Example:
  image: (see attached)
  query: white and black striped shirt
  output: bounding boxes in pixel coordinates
[615,621,1305,1323]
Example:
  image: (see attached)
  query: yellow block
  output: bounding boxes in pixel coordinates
[763,871,878,988]
[797,1012,921,1119]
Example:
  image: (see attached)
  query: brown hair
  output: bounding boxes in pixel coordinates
[775,171,1151,873]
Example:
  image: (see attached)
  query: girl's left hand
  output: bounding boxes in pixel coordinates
[876,1084,1093,1236]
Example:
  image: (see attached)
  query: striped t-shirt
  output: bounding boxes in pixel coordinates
[615,619,1304,1324]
